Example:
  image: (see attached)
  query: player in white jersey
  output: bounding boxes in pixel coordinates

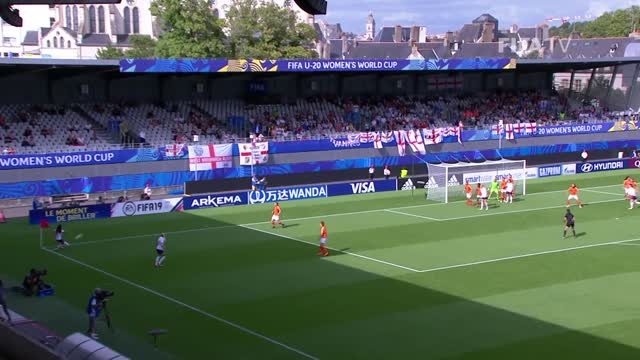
[55,224,70,249]
[155,234,166,268]
[505,181,514,204]
[478,184,489,210]
[628,186,638,210]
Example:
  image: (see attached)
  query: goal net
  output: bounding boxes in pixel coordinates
[426,160,527,203]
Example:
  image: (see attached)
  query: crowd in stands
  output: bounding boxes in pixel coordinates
[0,91,630,155]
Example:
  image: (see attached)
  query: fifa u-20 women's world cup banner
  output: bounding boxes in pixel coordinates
[188,144,233,171]
[120,58,516,73]
[239,142,269,166]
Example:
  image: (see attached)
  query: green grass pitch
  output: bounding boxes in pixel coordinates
[4,171,640,359]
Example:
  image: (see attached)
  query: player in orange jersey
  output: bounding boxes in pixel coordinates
[500,178,507,202]
[318,221,329,257]
[464,180,473,206]
[567,184,583,208]
[475,183,482,207]
[271,202,284,229]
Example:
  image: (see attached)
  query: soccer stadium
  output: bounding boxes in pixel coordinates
[3,1,640,359]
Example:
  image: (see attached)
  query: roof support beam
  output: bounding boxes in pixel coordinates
[604,65,619,108]
[626,63,640,110]
[564,69,576,113]
[584,67,597,99]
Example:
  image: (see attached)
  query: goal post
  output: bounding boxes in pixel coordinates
[425,160,527,203]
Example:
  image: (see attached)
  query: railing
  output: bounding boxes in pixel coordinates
[1,116,628,156]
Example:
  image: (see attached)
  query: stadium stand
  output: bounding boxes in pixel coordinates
[0,91,621,153]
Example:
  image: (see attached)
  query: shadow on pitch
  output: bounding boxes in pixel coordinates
[30,208,640,359]
[282,224,300,229]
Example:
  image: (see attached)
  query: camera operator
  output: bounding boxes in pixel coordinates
[87,288,114,339]
[0,280,11,324]
[22,269,49,296]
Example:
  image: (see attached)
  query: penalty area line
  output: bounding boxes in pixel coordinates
[384,209,443,221]
[417,237,640,273]
[240,225,421,273]
[40,247,319,360]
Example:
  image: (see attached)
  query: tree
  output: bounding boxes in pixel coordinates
[225,0,318,59]
[151,0,228,58]
[125,35,157,58]
[550,5,640,38]
[96,45,125,59]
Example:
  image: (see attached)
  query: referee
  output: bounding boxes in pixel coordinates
[563,209,576,239]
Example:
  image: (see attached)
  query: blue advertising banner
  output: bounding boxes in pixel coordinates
[0,146,187,170]
[183,191,248,210]
[120,58,516,73]
[537,164,563,178]
[248,185,327,204]
[6,139,640,199]
[327,179,397,196]
[29,204,111,225]
[576,159,628,174]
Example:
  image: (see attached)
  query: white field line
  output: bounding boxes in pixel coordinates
[384,209,443,221]
[616,243,640,247]
[71,184,622,248]
[239,225,421,273]
[40,247,319,360]
[429,198,622,222]
[583,188,623,197]
[417,238,640,273]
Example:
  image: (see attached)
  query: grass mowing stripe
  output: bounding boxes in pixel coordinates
[71,184,624,248]
[384,209,443,221]
[417,238,640,273]
[239,225,422,273]
[40,247,320,360]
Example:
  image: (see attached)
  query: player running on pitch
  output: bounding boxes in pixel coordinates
[489,177,500,202]
[154,233,166,268]
[563,209,576,239]
[318,221,329,257]
[464,180,473,206]
[567,184,583,208]
[55,224,70,249]
[271,202,285,228]
[624,177,632,199]
[627,182,638,209]
[478,183,489,210]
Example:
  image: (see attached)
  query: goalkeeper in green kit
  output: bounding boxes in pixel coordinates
[489,177,501,202]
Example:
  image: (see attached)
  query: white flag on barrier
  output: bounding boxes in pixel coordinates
[188,144,233,171]
[239,142,269,166]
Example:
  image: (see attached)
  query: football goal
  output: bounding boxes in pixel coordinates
[425,159,527,203]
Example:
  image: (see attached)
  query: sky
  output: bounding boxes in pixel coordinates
[320,0,640,35]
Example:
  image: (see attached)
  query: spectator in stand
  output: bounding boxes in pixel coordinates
[139,130,146,145]
[21,136,35,147]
